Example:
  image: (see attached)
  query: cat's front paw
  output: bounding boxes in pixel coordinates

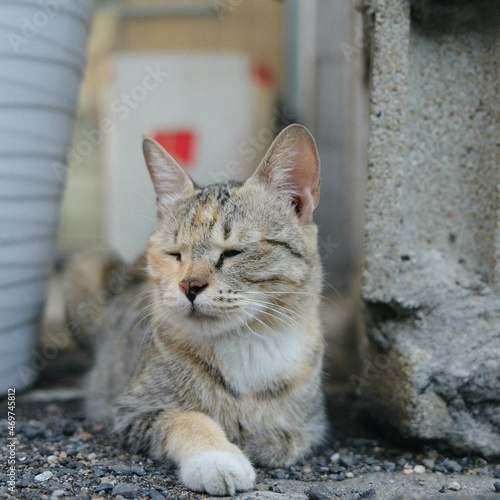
[180,450,256,496]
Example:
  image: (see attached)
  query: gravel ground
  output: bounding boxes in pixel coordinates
[2,278,498,499]
[1,388,499,500]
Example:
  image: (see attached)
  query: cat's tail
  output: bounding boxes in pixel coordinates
[63,247,146,356]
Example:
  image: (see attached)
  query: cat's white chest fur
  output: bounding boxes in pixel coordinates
[213,325,306,395]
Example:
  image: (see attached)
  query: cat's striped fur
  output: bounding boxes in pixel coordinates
[66,124,326,496]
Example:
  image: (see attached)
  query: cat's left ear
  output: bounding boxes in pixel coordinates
[143,137,194,217]
[247,124,320,224]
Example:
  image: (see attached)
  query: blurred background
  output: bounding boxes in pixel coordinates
[57,0,366,291]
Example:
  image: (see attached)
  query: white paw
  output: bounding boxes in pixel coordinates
[180,450,256,496]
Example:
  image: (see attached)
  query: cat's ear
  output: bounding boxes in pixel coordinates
[248,124,320,224]
[142,137,194,216]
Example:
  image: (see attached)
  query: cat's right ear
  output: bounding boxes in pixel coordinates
[246,124,320,225]
[142,137,194,217]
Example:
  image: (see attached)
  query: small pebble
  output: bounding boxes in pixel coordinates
[112,483,140,498]
[360,488,376,498]
[61,419,78,436]
[148,492,169,500]
[95,483,114,493]
[329,465,344,474]
[448,481,461,491]
[340,456,356,468]
[130,465,146,476]
[443,459,463,473]
[305,484,338,500]
[93,468,105,478]
[414,465,426,474]
[345,472,354,479]
[383,461,396,471]
[274,469,287,479]
[330,453,340,464]
[403,468,414,475]
[494,482,500,492]
[422,458,435,469]
[23,423,47,439]
[109,464,131,475]
[434,464,446,473]
[35,471,54,482]
[87,452,97,460]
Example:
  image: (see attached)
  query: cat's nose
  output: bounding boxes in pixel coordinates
[179,278,208,303]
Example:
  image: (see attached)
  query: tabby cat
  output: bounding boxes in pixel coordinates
[66,124,327,496]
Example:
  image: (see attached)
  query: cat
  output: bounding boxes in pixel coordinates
[65,124,327,496]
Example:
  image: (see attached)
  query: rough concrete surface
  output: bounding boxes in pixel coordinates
[361,0,500,457]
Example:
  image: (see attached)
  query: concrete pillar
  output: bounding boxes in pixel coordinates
[360,0,500,457]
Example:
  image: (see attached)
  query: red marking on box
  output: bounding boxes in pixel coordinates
[252,62,274,87]
[152,129,197,168]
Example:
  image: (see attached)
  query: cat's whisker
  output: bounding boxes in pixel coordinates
[244,297,306,329]
[243,312,277,337]
[256,311,299,332]
[243,319,267,341]
[244,305,299,333]
[137,213,161,226]
[241,289,340,308]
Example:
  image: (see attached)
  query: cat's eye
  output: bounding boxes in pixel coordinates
[222,249,243,258]
[168,253,182,262]
[215,249,242,270]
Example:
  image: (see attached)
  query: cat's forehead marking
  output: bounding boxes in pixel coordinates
[223,219,232,241]
[189,182,242,233]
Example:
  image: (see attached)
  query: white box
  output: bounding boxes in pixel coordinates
[104,52,256,261]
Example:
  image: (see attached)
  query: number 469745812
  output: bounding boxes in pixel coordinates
[7,388,15,436]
